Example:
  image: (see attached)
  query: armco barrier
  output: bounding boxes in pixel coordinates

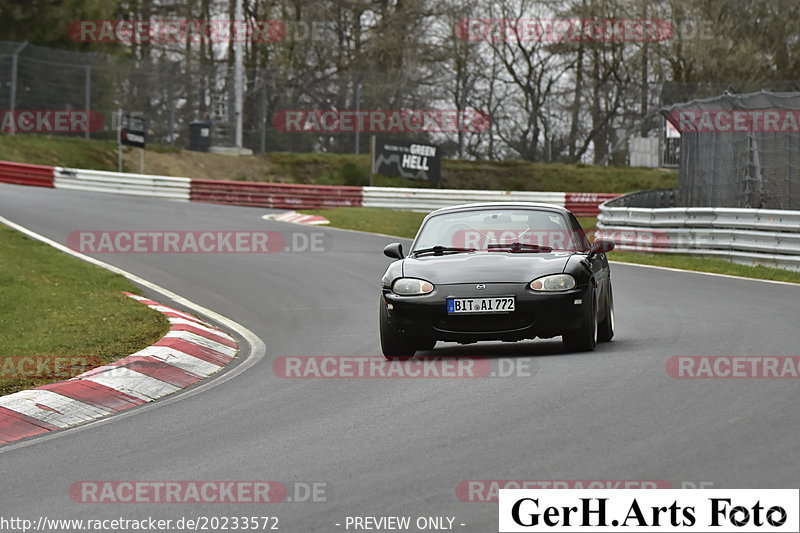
[190,179,363,209]
[362,187,566,212]
[597,192,800,271]
[54,167,191,201]
[1,159,616,215]
[0,161,55,188]
[362,187,617,215]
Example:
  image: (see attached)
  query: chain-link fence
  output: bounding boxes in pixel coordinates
[0,41,459,154]
[662,91,800,210]
[0,40,669,163]
[0,42,99,139]
[0,41,258,147]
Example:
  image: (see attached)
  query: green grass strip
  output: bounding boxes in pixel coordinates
[0,223,169,395]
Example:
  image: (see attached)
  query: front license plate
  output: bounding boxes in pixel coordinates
[447,297,515,314]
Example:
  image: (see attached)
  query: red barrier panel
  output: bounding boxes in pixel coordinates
[565,193,619,217]
[190,179,363,209]
[0,161,55,188]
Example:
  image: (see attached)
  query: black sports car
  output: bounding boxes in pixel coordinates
[379,202,615,359]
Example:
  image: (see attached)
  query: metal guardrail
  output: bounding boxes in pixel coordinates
[2,159,616,216]
[362,188,616,215]
[362,187,567,212]
[597,191,800,271]
[54,167,191,201]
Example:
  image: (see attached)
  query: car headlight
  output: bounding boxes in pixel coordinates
[392,278,435,295]
[530,274,576,291]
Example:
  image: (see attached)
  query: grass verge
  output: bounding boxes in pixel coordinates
[608,251,800,283]
[303,207,428,238]
[0,135,120,170]
[302,207,800,284]
[0,223,170,395]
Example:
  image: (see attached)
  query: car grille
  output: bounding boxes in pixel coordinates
[432,313,534,333]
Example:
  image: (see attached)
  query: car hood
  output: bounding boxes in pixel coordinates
[401,252,574,284]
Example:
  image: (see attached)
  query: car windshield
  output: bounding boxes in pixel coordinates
[412,208,589,253]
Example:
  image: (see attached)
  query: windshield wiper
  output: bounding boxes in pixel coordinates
[487,242,553,253]
[411,246,476,257]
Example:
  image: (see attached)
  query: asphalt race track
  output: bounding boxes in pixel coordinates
[1,182,799,531]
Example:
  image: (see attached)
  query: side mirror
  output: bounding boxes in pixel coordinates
[589,238,615,257]
[383,242,404,259]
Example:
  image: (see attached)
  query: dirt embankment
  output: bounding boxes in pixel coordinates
[122,149,281,181]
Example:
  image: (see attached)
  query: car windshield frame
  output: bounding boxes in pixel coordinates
[409,206,590,254]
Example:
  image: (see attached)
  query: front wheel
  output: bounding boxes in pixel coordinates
[597,283,615,343]
[562,286,597,352]
[379,297,416,360]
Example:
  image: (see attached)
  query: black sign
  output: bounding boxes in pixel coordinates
[120,112,147,148]
[371,137,441,182]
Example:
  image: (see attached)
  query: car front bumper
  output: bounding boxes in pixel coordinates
[382,282,590,343]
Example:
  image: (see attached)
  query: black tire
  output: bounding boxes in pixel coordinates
[562,286,597,352]
[597,283,615,343]
[380,297,416,360]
